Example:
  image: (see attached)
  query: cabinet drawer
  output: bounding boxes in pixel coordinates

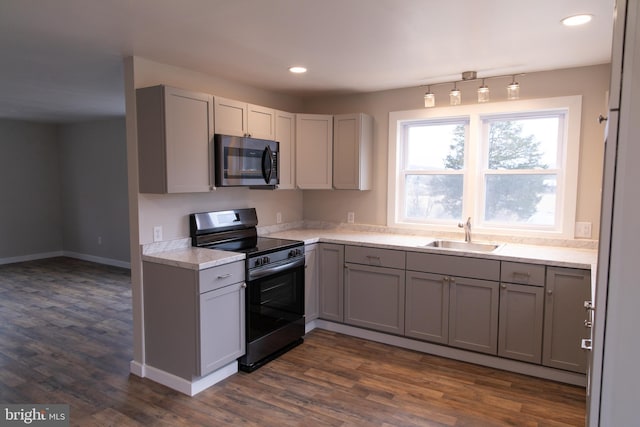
[345,245,405,269]
[501,262,545,286]
[406,252,500,281]
[199,261,245,293]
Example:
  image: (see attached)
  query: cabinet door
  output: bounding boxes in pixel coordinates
[304,244,319,322]
[214,97,247,137]
[318,243,344,322]
[449,277,499,355]
[405,271,449,344]
[296,114,333,189]
[543,267,590,373]
[199,282,246,376]
[247,104,275,140]
[137,85,213,194]
[333,113,373,190]
[275,110,296,189]
[344,263,405,335]
[498,283,544,363]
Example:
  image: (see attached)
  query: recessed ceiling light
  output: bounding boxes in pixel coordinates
[561,14,593,26]
[288,66,307,74]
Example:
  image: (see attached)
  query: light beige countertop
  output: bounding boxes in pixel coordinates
[266,228,597,270]
[142,247,245,271]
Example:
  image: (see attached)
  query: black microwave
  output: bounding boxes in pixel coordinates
[213,134,279,188]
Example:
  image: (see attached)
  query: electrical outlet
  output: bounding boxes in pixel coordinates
[153,226,163,242]
[347,212,355,224]
[276,212,282,224]
[575,222,592,238]
[97,236,102,245]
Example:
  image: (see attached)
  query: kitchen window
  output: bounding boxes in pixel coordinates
[387,96,582,238]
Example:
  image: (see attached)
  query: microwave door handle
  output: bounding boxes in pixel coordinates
[262,146,273,184]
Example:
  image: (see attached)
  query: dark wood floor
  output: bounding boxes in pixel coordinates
[0,257,586,426]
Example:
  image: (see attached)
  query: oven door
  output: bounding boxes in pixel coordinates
[240,257,305,369]
[214,134,279,187]
[246,258,304,342]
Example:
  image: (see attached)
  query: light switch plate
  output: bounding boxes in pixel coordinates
[276,212,282,224]
[575,222,592,238]
[153,226,163,242]
[347,212,355,224]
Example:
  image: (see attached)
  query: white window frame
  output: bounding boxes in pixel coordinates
[387,96,582,239]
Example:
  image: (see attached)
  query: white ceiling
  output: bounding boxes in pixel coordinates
[0,0,615,123]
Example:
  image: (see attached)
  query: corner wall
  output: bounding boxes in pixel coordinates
[300,64,611,239]
[0,119,62,261]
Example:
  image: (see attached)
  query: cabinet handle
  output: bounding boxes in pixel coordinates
[501,284,507,289]
[598,114,608,124]
[240,283,247,288]
[217,273,232,279]
[512,271,531,279]
[450,278,456,285]
[547,289,553,295]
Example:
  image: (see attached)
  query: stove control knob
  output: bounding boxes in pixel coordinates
[255,258,263,267]
[263,256,270,265]
[288,250,296,258]
[296,248,303,256]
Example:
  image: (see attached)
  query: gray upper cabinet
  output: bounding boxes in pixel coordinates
[304,244,319,322]
[296,114,333,189]
[275,110,296,190]
[214,96,275,140]
[136,85,214,193]
[448,277,499,355]
[405,271,449,344]
[344,246,406,335]
[543,267,591,373]
[143,260,245,380]
[318,243,344,322]
[333,113,373,190]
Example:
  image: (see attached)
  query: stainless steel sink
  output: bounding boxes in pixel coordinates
[423,240,501,253]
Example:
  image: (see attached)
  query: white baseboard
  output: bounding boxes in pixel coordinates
[0,251,130,269]
[0,251,64,265]
[129,360,145,377]
[136,362,238,396]
[311,320,587,387]
[63,251,130,269]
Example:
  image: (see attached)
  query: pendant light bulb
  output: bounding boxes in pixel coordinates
[424,86,435,108]
[450,83,461,106]
[507,76,520,100]
[477,79,490,103]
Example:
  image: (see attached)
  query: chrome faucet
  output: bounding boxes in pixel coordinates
[458,217,472,242]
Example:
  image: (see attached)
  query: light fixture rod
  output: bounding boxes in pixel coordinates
[420,72,525,89]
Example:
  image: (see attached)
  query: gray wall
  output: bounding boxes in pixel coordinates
[59,118,130,264]
[0,118,130,266]
[0,119,63,259]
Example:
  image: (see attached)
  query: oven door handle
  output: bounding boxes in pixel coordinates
[248,257,304,281]
[261,145,274,184]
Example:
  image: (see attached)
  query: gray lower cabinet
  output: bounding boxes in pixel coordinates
[448,277,499,355]
[498,262,545,364]
[343,245,406,334]
[344,263,405,334]
[143,260,245,380]
[405,271,449,344]
[498,283,544,363]
[318,243,345,322]
[199,281,246,375]
[304,244,319,322]
[543,267,591,373]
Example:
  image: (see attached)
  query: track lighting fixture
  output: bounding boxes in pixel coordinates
[421,71,524,108]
